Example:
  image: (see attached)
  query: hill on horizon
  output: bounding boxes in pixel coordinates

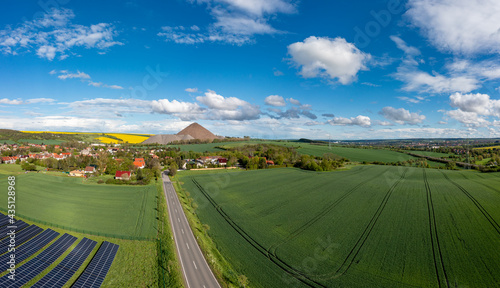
[142,123,221,144]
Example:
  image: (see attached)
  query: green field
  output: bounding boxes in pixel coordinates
[177,167,500,288]
[0,171,156,239]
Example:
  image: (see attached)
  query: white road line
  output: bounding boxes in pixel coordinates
[193,261,198,270]
[175,209,178,213]
[186,243,190,250]
[181,229,184,234]
[178,218,180,222]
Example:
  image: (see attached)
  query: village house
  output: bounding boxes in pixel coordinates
[115,170,131,180]
[84,166,96,174]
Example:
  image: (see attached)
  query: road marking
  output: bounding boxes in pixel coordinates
[193,261,198,270]
[178,218,180,222]
[181,229,184,234]
[175,209,177,213]
[186,243,190,249]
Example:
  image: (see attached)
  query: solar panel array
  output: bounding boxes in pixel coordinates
[0,214,10,227]
[32,237,97,288]
[0,229,59,272]
[0,224,43,254]
[71,241,119,288]
[0,233,77,288]
[0,220,28,238]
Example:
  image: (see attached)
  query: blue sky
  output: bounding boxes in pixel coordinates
[1,0,500,139]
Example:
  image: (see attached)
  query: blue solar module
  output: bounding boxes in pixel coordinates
[71,241,119,288]
[32,238,97,288]
[0,229,59,272]
[0,233,77,288]
[0,214,10,227]
[0,220,28,238]
[0,225,43,254]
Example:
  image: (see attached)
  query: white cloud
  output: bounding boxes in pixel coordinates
[327,115,371,127]
[0,98,23,105]
[395,70,479,94]
[185,88,199,93]
[0,8,122,60]
[287,98,301,106]
[390,36,420,56]
[379,107,426,125]
[215,0,296,16]
[57,70,91,80]
[265,95,286,107]
[443,109,490,127]
[397,96,426,104]
[406,0,500,55]
[170,0,296,45]
[151,99,204,114]
[26,98,55,104]
[36,46,57,60]
[196,90,248,110]
[449,92,500,117]
[288,36,370,85]
[51,70,122,89]
[447,59,500,81]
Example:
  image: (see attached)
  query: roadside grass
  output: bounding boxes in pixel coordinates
[171,173,243,288]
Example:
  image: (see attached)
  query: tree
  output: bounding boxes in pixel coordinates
[169,162,178,176]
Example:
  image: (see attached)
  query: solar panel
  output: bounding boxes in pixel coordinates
[0,225,43,254]
[32,237,97,288]
[0,229,59,272]
[0,233,77,288]
[71,241,119,288]
[0,220,29,239]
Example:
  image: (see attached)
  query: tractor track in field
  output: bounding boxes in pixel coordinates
[440,172,500,235]
[423,169,449,288]
[267,167,392,258]
[191,178,326,288]
[330,168,409,278]
[458,172,500,196]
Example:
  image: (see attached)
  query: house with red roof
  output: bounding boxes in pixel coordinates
[115,170,131,180]
[134,158,145,169]
[84,166,96,174]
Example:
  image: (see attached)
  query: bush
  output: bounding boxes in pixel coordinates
[97,179,104,184]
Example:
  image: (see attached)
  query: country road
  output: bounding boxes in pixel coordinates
[162,172,221,288]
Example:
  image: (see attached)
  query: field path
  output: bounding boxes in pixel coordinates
[162,172,221,288]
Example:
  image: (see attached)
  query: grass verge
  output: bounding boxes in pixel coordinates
[171,173,245,288]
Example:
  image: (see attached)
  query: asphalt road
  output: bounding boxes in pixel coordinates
[162,173,221,288]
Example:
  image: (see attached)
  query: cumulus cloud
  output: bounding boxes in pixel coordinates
[379,107,426,125]
[195,90,261,120]
[443,109,490,127]
[151,99,204,114]
[449,92,500,117]
[288,36,370,84]
[185,87,199,93]
[0,8,122,60]
[406,0,500,55]
[264,95,286,107]
[327,115,371,127]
